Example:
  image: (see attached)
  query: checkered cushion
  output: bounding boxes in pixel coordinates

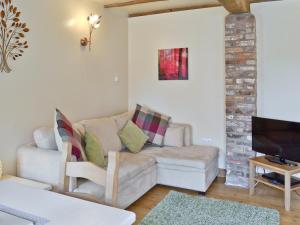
[54,109,86,160]
[132,104,171,146]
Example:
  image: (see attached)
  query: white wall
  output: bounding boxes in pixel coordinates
[128,0,300,169]
[253,0,300,122]
[128,8,228,168]
[0,0,128,174]
[2,0,298,174]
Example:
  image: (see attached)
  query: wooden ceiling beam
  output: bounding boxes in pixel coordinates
[218,0,250,13]
[129,3,221,17]
[218,0,282,13]
[250,0,281,3]
[104,0,167,8]
[128,0,282,17]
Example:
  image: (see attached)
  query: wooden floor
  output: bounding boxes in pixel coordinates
[128,178,300,225]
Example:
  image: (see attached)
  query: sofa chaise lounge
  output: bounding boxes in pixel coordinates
[17,112,219,209]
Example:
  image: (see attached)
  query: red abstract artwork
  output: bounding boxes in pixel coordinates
[158,48,188,80]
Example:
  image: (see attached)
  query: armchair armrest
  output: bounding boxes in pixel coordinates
[17,143,63,191]
[66,152,120,207]
[66,161,107,187]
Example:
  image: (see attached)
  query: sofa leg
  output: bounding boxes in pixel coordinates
[198,191,206,196]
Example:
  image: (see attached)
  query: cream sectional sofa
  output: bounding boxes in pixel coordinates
[17,112,219,209]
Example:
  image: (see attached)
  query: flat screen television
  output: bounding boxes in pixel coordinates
[252,116,300,163]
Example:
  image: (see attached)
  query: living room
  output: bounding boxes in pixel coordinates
[0,0,299,224]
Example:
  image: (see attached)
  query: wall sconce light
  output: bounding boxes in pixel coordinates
[80,13,102,51]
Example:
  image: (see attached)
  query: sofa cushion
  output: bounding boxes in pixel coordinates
[132,104,171,146]
[84,131,107,168]
[118,121,149,153]
[112,111,134,130]
[80,117,122,156]
[54,109,86,160]
[140,145,219,170]
[33,127,58,150]
[74,180,105,200]
[118,152,156,184]
[169,123,192,146]
[131,104,149,128]
[163,126,184,147]
[73,123,86,136]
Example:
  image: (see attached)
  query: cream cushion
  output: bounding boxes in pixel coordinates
[33,127,58,150]
[169,123,192,146]
[163,126,184,147]
[112,111,134,130]
[80,118,122,156]
[141,145,219,170]
[73,123,86,136]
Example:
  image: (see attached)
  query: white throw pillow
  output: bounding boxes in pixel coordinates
[33,127,58,150]
[169,123,192,146]
[163,126,184,147]
[80,117,122,156]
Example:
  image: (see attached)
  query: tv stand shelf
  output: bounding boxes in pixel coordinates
[254,175,300,192]
[249,156,300,211]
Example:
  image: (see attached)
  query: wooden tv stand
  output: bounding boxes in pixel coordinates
[249,156,300,211]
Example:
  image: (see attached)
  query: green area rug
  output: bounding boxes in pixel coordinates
[139,191,280,225]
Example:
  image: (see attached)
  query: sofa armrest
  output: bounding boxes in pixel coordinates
[17,143,65,191]
[169,123,193,146]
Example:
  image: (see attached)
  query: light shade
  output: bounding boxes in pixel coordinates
[88,14,101,29]
[81,13,102,51]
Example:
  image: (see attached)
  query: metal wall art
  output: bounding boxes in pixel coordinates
[0,0,29,73]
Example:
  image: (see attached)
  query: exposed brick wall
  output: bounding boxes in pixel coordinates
[225,13,257,188]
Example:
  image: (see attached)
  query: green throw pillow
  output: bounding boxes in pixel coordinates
[118,120,149,153]
[84,131,107,168]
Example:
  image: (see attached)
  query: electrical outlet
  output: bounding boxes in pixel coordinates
[201,138,213,143]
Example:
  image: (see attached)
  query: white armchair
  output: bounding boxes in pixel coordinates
[18,141,120,207]
[17,142,70,192]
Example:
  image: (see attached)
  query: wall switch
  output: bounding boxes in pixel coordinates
[114,76,119,83]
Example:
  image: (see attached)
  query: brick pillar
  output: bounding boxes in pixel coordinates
[225,13,257,188]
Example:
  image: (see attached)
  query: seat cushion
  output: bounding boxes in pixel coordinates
[118,152,156,184]
[74,180,105,200]
[140,145,219,170]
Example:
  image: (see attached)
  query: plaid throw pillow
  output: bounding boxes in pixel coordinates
[54,109,86,160]
[132,105,171,146]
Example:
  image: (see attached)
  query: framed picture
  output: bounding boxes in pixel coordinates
[158,48,188,80]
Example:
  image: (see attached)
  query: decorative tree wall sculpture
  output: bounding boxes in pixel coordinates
[0,0,29,73]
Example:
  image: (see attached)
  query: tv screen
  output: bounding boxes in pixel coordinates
[252,116,300,163]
